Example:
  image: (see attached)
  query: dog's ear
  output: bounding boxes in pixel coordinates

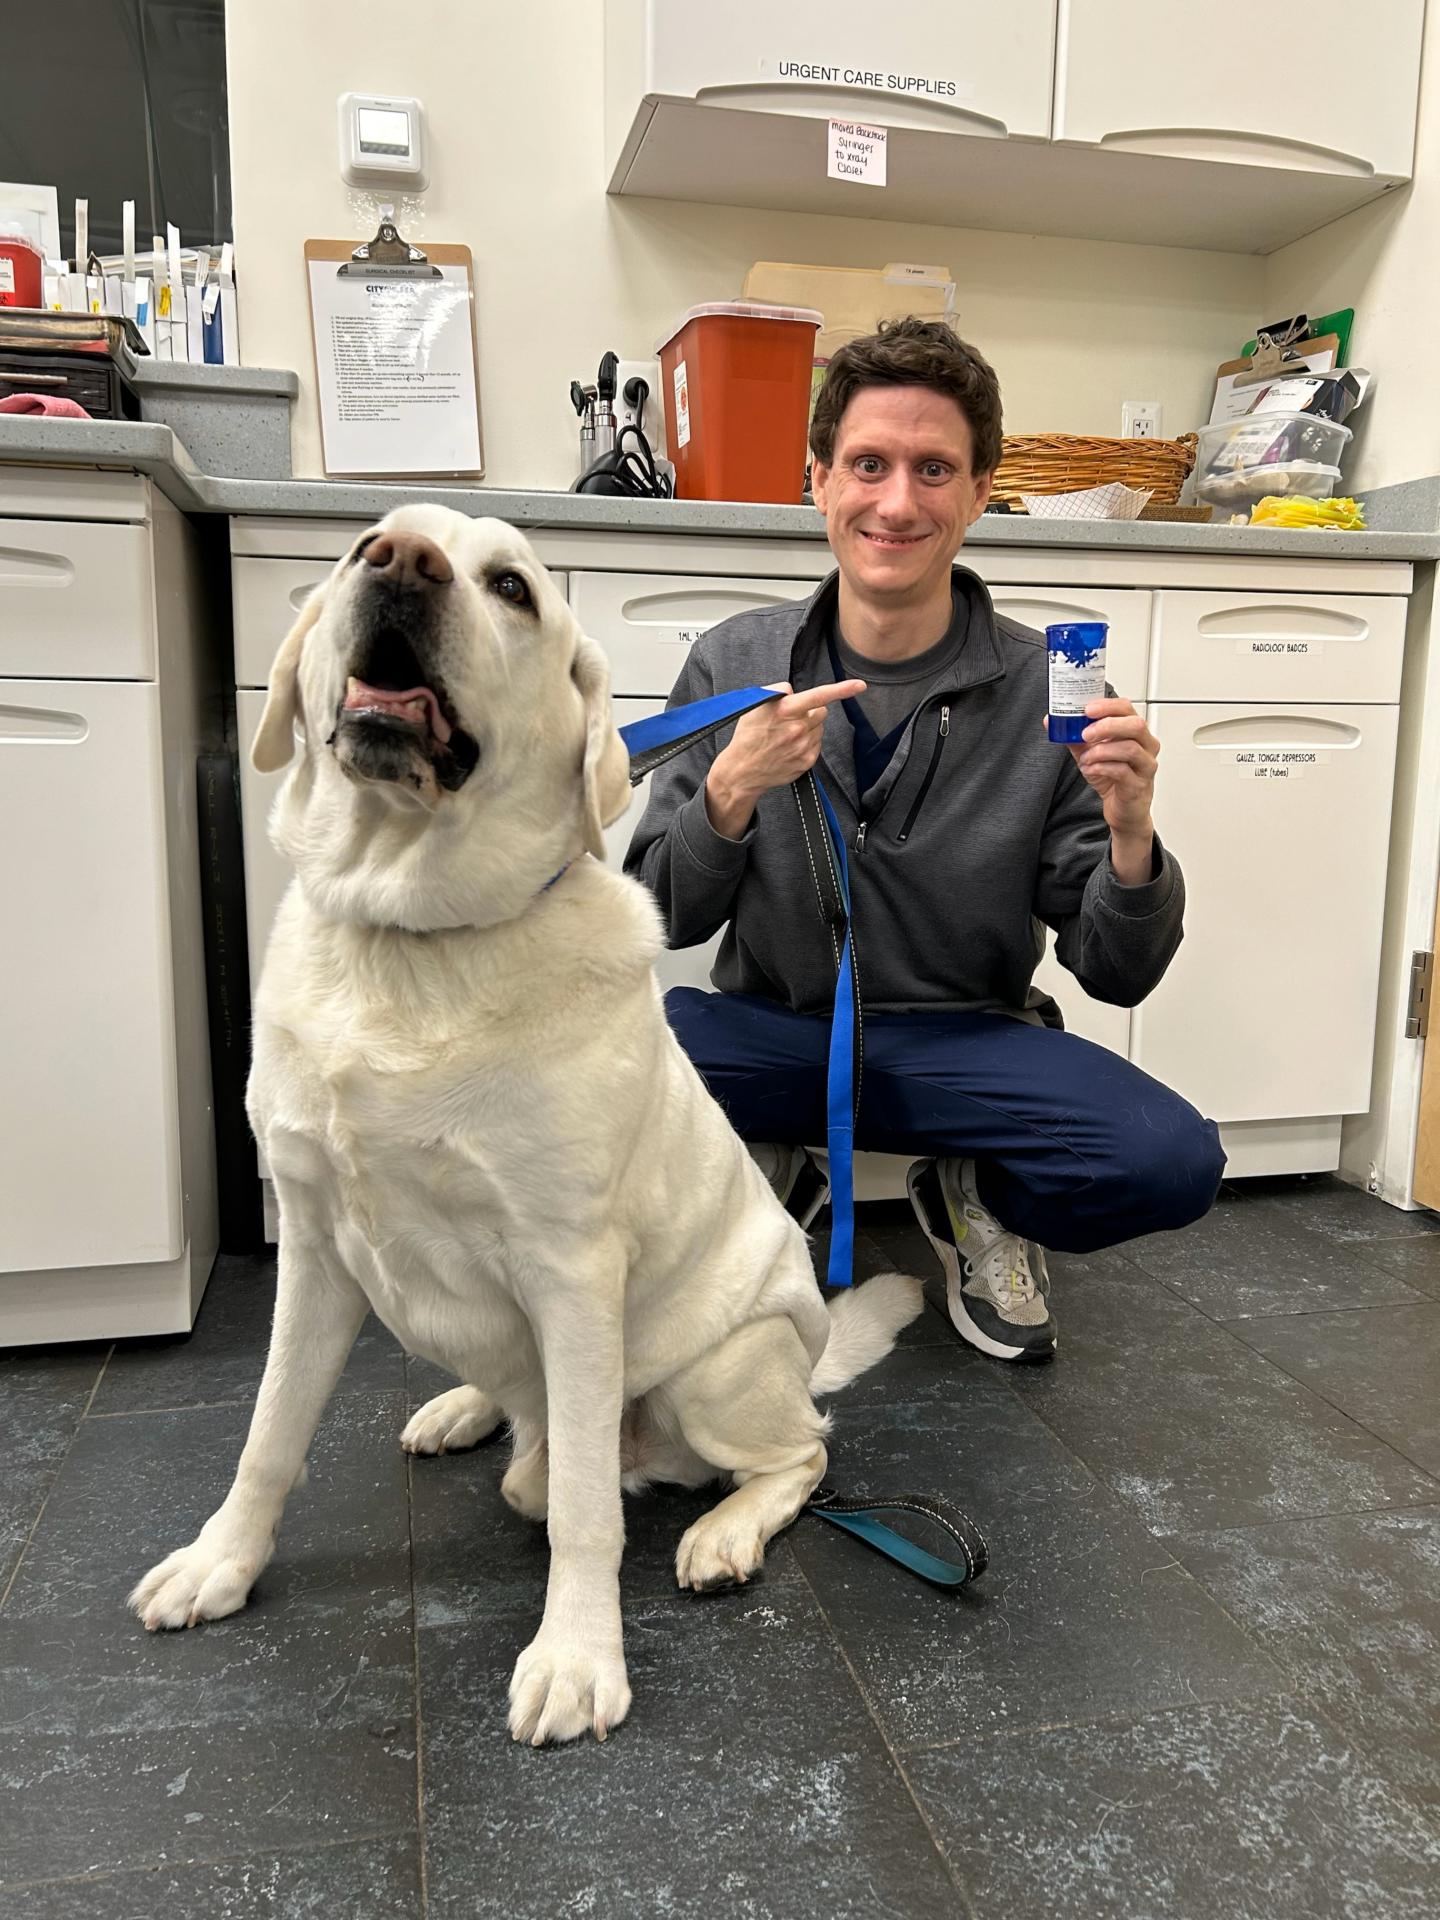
[251,589,324,773]
[572,632,631,862]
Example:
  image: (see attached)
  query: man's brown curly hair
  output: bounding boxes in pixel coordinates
[809,317,1003,477]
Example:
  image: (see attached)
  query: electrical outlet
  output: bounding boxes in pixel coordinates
[1122,400,1163,439]
[616,356,665,455]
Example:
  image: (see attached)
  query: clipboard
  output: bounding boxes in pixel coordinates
[1244,308,1353,367]
[1209,334,1341,426]
[304,217,484,479]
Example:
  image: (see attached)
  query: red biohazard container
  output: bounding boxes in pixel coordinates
[0,228,44,310]
[655,301,822,504]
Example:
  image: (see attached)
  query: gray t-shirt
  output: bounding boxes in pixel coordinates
[832,588,971,739]
[831,589,971,801]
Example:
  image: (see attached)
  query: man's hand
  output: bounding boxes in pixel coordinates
[705,680,866,840]
[1058,697,1160,886]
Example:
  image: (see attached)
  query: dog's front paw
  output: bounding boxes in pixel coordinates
[675,1511,766,1592]
[508,1631,631,1746]
[401,1385,503,1455]
[129,1528,271,1630]
[500,1444,548,1523]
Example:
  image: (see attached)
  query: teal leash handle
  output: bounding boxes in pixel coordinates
[806,1487,989,1590]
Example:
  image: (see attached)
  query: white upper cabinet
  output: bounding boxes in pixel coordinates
[626,0,1057,142]
[1055,0,1424,184]
[606,0,1065,230]
[606,0,1423,251]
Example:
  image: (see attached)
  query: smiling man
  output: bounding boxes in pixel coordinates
[626,319,1224,1361]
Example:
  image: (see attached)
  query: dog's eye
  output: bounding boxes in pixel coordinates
[491,571,533,609]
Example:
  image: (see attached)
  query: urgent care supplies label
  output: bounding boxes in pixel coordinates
[827,120,888,186]
[305,241,483,477]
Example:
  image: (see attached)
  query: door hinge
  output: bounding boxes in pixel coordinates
[1407,949,1433,1039]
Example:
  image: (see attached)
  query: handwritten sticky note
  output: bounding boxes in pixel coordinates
[827,119,888,187]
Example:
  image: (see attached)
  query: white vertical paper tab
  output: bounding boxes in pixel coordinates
[827,119,888,187]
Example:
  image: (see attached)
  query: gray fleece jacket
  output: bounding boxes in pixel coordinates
[624,567,1185,1025]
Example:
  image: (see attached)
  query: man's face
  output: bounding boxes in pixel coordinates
[811,385,994,606]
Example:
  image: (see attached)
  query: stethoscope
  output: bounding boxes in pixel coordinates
[570,352,673,498]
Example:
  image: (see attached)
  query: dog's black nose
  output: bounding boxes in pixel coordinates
[363,531,454,588]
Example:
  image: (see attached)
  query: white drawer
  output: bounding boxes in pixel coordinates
[0,519,154,679]
[1147,591,1406,703]
[1133,701,1400,1122]
[232,556,336,688]
[987,586,1151,706]
[570,572,821,697]
[0,679,179,1269]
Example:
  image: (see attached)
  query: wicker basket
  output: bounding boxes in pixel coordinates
[993,433,1196,509]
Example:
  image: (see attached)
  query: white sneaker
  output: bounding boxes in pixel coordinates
[906,1157,1057,1362]
[749,1143,831,1230]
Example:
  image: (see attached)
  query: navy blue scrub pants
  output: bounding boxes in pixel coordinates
[665,987,1225,1255]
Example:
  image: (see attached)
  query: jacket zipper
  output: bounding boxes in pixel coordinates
[895,706,950,843]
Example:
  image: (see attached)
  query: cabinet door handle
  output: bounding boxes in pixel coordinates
[617,591,791,624]
[1194,604,1368,644]
[0,545,75,588]
[1091,127,1374,176]
[1191,716,1360,750]
[695,82,1010,140]
[0,703,89,743]
[992,595,1113,624]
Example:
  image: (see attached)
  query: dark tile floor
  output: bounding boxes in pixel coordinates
[4,1174,1440,1917]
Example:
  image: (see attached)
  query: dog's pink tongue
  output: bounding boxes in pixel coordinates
[344,677,452,744]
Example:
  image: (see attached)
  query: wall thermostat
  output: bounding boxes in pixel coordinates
[339,92,428,191]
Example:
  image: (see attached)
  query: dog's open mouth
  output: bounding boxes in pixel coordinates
[332,622,479,795]
[343,676,453,744]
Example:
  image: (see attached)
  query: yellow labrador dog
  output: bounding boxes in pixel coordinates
[131,505,920,1745]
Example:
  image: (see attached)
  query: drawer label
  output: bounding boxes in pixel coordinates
[1235,639,1322,656]
[1231,750,1325,780]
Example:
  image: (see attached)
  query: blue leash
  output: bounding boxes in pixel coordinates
[620,687,856,1291]
[618,686,989,1596]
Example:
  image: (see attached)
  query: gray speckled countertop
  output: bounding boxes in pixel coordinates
[3,416,1437,562]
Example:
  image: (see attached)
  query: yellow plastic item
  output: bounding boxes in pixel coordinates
[1249,495,1367,530]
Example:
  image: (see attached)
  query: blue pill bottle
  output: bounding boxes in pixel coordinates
[1046,622,1108,744]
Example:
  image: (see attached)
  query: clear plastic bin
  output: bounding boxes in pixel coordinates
[1194,412,1351,511]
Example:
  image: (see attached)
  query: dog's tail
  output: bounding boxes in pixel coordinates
[810,1271,925,1395]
